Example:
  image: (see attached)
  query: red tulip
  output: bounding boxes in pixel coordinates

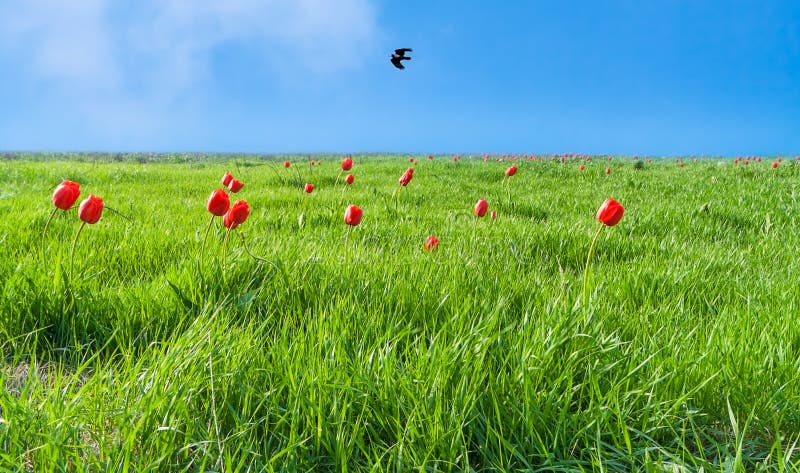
[505,165,518,177]
[679,162,684,168]
[777,157,783,163]
[78,195,104,224]
[317,161,322,165]
[772,161,779,169]
[424,235,439,252]
[345,174,354,185]
[474,198,488,217]
[284,161,291,168]
[409,157,415,163]
[428,154,434,160]
[44,180,82,245]
[341,157,353,171]
[228,178,244,193]
[579,164,585,171]
[582,197,626,304]
[69,194,105,272]
[221,172,234,187]
[399,167,414,187]
[605,167,611,175]
[52,180,81,210]
[207,189,230,216]
[223,200,250,230]
[304,183,314,193]
[491,210,497,219]
[344,204,362,226]
[596,198,624,227]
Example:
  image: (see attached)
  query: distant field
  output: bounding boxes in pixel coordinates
[2,154,800,471]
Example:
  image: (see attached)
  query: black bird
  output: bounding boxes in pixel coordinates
[390,48,412,69]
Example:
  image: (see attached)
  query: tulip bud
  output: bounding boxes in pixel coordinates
[596,198,624,227]
[341,157,353,171]
[78,195,104,224]
[344,204,362,226]
[221,172,234,187]
[474,198,488,217]
[228,178,244,193]
[52,180,81,210]
[207,189,230,216]
[424,235,439,252]
[223,200,250,229]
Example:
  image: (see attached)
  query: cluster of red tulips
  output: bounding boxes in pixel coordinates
[203,157,626,259]
[44,157,629,285]
[340,157,363,250]
[48,180,104,228]
[206,172,250,253]
[343,157,355,186]
[731,156,783,168]
[45,180,115,271]
[334,156,355,188]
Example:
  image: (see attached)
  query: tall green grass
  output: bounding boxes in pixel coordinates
[1,155,800,471]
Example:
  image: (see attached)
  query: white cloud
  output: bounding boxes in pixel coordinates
[0,0,378,143]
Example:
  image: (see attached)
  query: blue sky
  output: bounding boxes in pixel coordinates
[0,1,798,155]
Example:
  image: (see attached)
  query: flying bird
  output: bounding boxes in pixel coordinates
[390,48,412,69]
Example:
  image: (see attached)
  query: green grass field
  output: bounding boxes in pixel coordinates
[2,154,800,471]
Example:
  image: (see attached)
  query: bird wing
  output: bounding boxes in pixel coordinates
[391,57,405,69]
[395,48,412,55]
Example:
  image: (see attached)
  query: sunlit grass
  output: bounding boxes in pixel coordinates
[1,154,800,471]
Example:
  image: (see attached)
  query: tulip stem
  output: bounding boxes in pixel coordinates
[391,186,403,214]
[70,221,87,275]
[300,195,309,229]
[104,206,132,221]
[202,214,216,251]
[239,232,270,263]
[41,208,58,254]
[582,224,605,307]
[334,169,343,188]
[221,227,231,259]
[344,226,352,259]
